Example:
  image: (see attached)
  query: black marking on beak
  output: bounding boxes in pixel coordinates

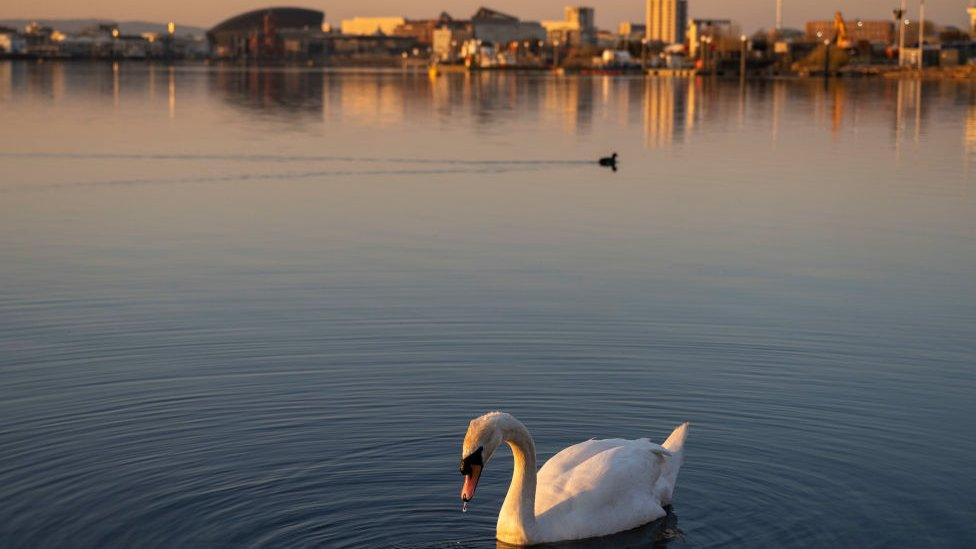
[459,446,484,476]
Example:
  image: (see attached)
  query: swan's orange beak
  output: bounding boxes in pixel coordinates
[461,463,482,501]
[459,445,484,502]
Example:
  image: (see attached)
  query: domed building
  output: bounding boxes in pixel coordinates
[208,7,324,59]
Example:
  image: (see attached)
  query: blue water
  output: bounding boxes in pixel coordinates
[1,63,975,547]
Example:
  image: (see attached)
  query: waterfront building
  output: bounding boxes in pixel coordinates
[687,19,736,58]
[969,5,976,36]
[901,45,941,67]
[596,30,618,48]
[319,34,417,60]
[432,25,473,62]
[208,8,324,59]
[470,7,545,46]
[55,35,93,57]
[646,0,688,44]
[112,35,151,59]
[393,13,465,45]
[22,22,61,57]
[0,27,26,54]
[899,20,937,46]
[543,6,597,47]
[340,17,406,36]
[618,22,647,42]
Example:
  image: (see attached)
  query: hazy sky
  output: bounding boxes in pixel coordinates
[1,0,969,33]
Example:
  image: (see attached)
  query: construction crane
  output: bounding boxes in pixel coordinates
[832,11,851,48]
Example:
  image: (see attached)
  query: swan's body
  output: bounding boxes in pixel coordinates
[459,412,689,546]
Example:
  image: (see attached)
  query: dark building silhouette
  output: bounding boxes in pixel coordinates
[208,7,324,59]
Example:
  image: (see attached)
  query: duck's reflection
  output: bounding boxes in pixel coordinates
[496,507,682,549]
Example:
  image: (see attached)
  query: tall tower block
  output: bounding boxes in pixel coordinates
[646,0,688,44]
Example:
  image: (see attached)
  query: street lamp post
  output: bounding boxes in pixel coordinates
[701,36,714,76]
[553,40,560,69]
[641,37,648,71]
[917,0,925,71]
[894,1,906,67]
[823,39,831,77]
[739,34,747,81]
[709,37,717,77]
[111,27,119,60]
[699,36,706,73]
[166,21,175,61]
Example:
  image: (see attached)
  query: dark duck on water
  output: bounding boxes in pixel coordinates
[599,152,618,172]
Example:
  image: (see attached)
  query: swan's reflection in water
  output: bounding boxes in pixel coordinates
[495,507,682,549]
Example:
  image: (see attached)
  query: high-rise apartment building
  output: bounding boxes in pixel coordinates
[543,6,597,46]
[646,0,688,44]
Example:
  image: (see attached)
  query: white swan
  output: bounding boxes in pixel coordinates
[459,411,689,546]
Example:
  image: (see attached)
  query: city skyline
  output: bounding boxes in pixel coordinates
[0,0,970,34]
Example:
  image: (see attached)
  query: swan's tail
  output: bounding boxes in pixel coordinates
[658,422,689,505]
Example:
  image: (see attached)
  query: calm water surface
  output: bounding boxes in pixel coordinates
[1,62,975,548]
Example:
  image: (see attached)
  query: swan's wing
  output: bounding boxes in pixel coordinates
[534,439,669,541]
[539,438,669,478]
[539,439,625,477]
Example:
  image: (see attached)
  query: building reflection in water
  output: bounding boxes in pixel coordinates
[830,81,845,137]
[343,76,405,127]
[49,62,65,103]
[206,70,924,152]
[168,67,176,119]
[39,65,954,155]
[0,61,10,101]
[894,78,905,151]
[112,62,120,108]
[966,99,976,176]
[968,102,976,154]
[892,78,928,155]
[542,76,595,135]
[643,77,691,149]
[770,79,786,143]
[210,68,325,117]
[914,80,924,144]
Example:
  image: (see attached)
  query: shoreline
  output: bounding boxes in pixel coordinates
[2,56,974,80]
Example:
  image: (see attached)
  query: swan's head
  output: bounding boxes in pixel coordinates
[459,412,507,503]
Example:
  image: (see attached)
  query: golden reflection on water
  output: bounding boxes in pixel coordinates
[966,99,976,177]
[771,78,785,143]
[168,66,176,119]
[0,62,973,549]
[643,78,679,149]
[1,62,973,159]
[112,61,119,108]
[968,102,976,155]
[0,60,11,102]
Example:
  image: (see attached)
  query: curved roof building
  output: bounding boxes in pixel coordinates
[208,7,324,58]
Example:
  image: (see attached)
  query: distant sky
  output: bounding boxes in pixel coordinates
[1,0,970,33]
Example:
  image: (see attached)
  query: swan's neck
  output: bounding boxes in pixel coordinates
[497,417,538,543]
